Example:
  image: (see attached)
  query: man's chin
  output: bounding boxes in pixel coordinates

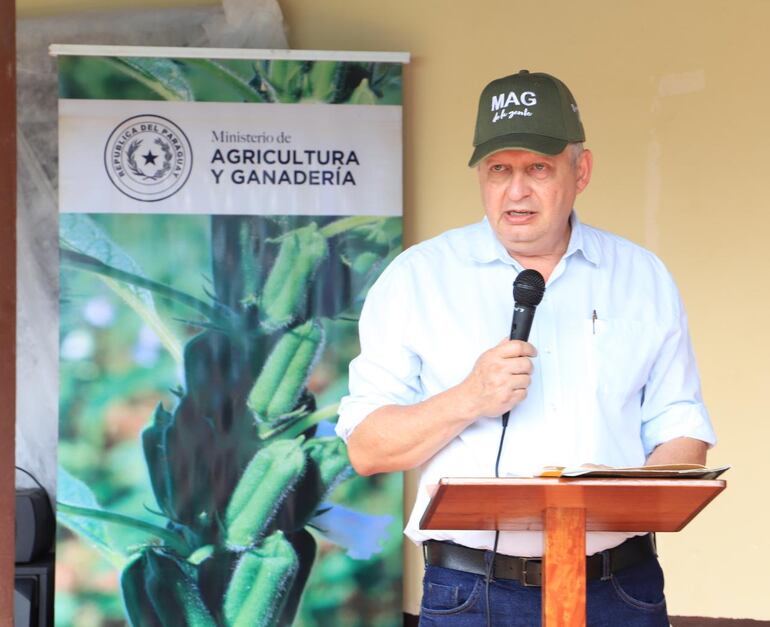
[496,224,541,246]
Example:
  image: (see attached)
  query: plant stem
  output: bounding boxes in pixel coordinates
[61,248,223,322]
[57,502,190,556]
[262,403,340,442]
[101,276,183,364]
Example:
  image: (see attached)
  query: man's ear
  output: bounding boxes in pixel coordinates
[575,148,593,193]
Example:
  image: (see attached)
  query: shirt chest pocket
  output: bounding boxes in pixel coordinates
[583,318,655,405]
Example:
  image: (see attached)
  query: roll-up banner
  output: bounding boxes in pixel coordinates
[53,45,407,626]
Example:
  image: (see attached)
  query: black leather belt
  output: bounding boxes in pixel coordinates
[424,534,656,587]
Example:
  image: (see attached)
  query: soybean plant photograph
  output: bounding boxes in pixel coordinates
[56,213,403,626]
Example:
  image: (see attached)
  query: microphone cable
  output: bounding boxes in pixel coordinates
[484,412,509,627]
[484,269,545,627]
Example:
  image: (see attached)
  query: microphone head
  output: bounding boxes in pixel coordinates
[513,269,546,307]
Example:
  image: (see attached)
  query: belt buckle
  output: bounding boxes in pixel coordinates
[519,558,540,587]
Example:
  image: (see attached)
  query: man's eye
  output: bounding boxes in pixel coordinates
[532,163,546,171]
[490,164,507,172]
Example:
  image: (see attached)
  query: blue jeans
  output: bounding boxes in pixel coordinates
[419,552,669,627]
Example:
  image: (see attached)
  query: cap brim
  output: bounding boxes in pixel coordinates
[468,134,568,167]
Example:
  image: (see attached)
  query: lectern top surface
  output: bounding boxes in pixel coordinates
[420,477,726,532]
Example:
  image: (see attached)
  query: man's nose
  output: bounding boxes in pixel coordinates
[506,170,531,201]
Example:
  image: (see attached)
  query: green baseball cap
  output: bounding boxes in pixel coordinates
[469,70,585,166]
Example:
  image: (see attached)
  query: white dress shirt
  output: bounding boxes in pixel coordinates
[336,213,716,557]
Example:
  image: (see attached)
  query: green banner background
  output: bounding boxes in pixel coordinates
[57,54,403,627]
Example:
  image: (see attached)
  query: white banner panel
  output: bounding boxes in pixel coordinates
[60,99,402,215]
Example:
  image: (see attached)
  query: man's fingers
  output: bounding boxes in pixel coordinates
[510,374,531,390]
[494,339,537,358]
[489,373,531,395]
[488,356,532,376]
[505,357,533,375]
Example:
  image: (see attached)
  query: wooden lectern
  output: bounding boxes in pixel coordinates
[420,477,725,627]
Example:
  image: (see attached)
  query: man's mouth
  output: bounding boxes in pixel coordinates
[506,210,535,216]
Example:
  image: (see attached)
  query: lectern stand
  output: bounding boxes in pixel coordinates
[420,478,725,627]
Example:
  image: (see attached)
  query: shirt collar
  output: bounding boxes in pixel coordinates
[467,212,601,267]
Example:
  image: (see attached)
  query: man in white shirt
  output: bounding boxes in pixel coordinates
[336,70,716,626]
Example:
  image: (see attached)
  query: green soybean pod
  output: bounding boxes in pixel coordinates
[225,438,306,547]
[247,319,324,420]
[127,549,216,627]
[267,60,289,92]
[304,436,352,496]
[260,224,328,329]
[330,62,352,103]
[308,61,339,101]
[146,550,216,627]
[141,404,172,520]
[121,553,162,627]
[265,60,305,102]
[224,532,299,627]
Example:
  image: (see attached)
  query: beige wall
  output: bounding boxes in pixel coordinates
[278,0,770,620]
[16,0,770,619]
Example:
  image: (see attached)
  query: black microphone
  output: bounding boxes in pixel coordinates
[502,269,545,428]
[509,269,546,341]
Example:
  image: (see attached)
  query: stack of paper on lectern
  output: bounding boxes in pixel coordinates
[537,464,730,480]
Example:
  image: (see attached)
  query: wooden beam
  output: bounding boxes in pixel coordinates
[0,0,17,622]
[543,507,586,627]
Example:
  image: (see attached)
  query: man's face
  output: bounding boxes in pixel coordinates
[478,147,592,259]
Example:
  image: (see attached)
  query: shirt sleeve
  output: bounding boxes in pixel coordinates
[639,269,717,456]
[335,254,424,442]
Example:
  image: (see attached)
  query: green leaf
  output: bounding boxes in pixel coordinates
[368,62,404,104]
[181,59,267,103]
[60,215,183,363]
[348,78,378,105]
[60,214,153,306]
[58,462,190,557]
[57,501,189,557]
[56,466,125,565]
[113,57,193,101]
